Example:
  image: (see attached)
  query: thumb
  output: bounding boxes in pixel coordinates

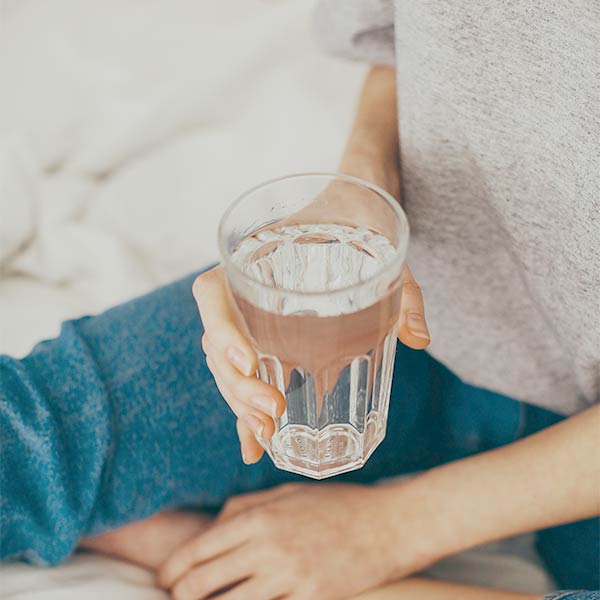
[397,266,430,350]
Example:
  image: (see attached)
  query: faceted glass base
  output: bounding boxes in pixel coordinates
[263,419,387,479]
[258,329,397,479]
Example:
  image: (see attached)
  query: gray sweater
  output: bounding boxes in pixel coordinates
[314,0,599,415]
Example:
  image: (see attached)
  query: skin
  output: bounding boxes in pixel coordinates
[82,67,600,599]
[154,397,599,599]
[82,510,539,600]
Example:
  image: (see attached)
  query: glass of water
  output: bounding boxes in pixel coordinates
[219,173,409,479]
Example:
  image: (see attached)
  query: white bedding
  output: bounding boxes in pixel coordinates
[3,537,554,599]
[0,0,554,596]
[0,0,363,357]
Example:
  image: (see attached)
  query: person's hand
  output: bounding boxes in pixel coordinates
[156,482,431,600]
[80,511,212,570]
[194,265,286,465]
[195,157,429,465]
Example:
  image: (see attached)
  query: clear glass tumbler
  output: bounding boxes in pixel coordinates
[219,173,409,479]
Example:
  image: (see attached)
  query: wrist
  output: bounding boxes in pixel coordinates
[376,475,463,578]
[339,147,400,200]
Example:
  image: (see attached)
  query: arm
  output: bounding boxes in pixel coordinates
[357,578,539,600]
[338,65,400,194]
[382,404,600,576]
[155,408,598,599]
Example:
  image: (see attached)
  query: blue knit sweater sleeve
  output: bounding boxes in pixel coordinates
[1,319,113,564]
[0,273,237,565]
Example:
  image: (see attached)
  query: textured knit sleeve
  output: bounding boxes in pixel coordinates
[313,0,395,65]
[0,273,224,565]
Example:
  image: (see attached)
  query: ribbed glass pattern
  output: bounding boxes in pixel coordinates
[258,328,398,479]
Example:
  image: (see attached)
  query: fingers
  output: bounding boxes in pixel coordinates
[206,356,266,462]
[397,267,430,350]
[205,347,278,436]
[211,577,287,600]
[204,336,286,426]
[206,355,266,464]
[157,516,252,589]
[193,267,257,376]
[194,266,286,462]
[236,418,265,465]
[218,483,303,521]
[204,336,285,465]
[209,578,283,600]
[170,547,254,600]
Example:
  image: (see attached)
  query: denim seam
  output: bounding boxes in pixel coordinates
[542,593,595,600]
[512,400,529,441]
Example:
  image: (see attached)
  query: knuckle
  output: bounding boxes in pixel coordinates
[248,508,271,531]
[211,373,226,396]
[280,482,302,492]
[232,377,253,404]
[192,269,219,303]
[402,280,422,294]
[402,286,424,305]
[223,496,240,512]
[235,417,247,436]
[192,275,207,301]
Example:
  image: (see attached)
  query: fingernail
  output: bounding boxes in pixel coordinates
[406,312,430,340]
[226,346,252,376]
[250,395,278,418]
[244,414,264,438]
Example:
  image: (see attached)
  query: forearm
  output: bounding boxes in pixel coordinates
[385,405,600,570]
[340,65,400,186]
[356,578,539,600]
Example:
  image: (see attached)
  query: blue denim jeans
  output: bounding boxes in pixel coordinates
[1,273,598,593]
[543,594,600,600]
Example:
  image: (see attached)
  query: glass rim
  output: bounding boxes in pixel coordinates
[218,172,410,299]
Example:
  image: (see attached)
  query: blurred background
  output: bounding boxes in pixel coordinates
[0,0,364,357]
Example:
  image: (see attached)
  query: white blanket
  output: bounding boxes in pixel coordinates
[0,0,363,357]
[3,538,554,599]
[0,0,553,596]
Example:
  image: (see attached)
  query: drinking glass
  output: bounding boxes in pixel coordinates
[219,173,409,479]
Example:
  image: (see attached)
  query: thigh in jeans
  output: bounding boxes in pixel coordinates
[247,343,533,489]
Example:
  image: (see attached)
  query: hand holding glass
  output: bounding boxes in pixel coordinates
[215,173,409,479]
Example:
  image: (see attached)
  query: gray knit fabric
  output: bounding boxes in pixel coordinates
[314,0,600,415]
